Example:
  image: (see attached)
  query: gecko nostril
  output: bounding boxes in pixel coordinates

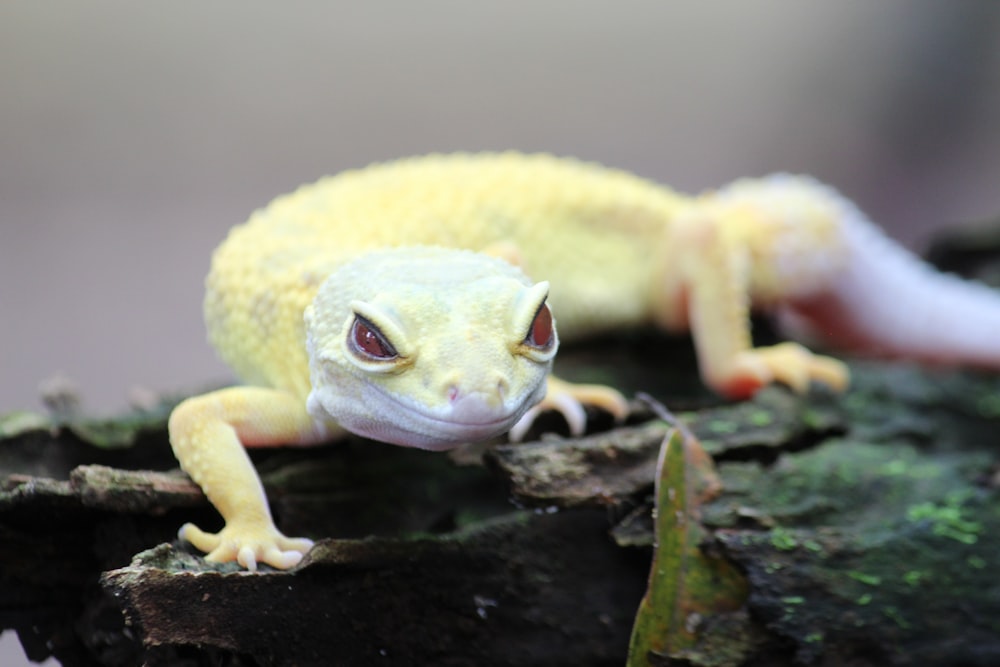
[496,377,509,402]
[447,385,460,402]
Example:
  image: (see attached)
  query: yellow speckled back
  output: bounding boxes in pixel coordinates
[205,153,682,397]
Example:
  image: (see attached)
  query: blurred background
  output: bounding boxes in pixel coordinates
[4,1,1000,418]
[1,1,1000,664]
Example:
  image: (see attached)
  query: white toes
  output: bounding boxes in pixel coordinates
[288,537,315,553]
[270,548,304,570]
[237,545,258,572]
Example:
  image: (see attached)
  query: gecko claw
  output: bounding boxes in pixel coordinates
[552,393,589,436]
[507,376,629,442]
[508,406,541,443]
[237,546,259,572]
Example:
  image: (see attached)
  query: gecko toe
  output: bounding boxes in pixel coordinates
[265,545,305,570]
[721,343,851,397]
[179,522,222,554]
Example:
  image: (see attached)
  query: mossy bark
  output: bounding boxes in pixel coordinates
[2,225,999,666]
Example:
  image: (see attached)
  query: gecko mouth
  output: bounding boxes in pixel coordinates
[342,382,530,451]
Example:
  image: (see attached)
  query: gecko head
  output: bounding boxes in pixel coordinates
[304,247,558,450]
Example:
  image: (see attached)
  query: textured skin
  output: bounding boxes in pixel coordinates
[169,152,1000,570]
[205,152,685,395]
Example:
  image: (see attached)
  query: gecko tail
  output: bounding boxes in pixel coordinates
[776,196,1000,369]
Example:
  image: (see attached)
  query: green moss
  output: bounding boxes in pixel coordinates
[706,419,739,435]
[770,527,798,551]
[881,460,909,476]
[847,571,882,586]
[906,493,982,545]
[764,562,784,574]
[803,539,823,553]
[974,394,1000,418]
[799,408,826,430]
[0,411,51,437]
[698,438,722,453]
[882,606,912,630]
[967,555,987,570]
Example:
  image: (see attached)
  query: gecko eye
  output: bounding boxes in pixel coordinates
[524,301,554,350]
[350,316,398,360]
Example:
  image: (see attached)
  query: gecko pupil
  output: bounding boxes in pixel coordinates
[352,318,396,359]
[528,303,553,348]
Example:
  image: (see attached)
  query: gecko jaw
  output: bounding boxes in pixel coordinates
[309,376,541,451]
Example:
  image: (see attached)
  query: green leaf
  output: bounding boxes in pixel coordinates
[627,411,748,666]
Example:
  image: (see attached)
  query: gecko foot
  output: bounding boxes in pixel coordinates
[509,375,629,441]
[179,521,315,571]
[715,342,849,399]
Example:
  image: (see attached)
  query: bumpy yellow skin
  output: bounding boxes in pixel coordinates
[208,153,681,394]
[169,152,851,570]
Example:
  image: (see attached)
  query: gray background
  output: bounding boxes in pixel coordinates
[2,1,1000,663]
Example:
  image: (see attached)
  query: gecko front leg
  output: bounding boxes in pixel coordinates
[168,386,335,570]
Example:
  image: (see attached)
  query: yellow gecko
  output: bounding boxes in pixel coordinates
[169,152,1000,570]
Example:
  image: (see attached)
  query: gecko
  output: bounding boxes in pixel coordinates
[168,152,1000,570]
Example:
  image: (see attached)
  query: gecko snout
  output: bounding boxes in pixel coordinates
[445,374,510,416]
